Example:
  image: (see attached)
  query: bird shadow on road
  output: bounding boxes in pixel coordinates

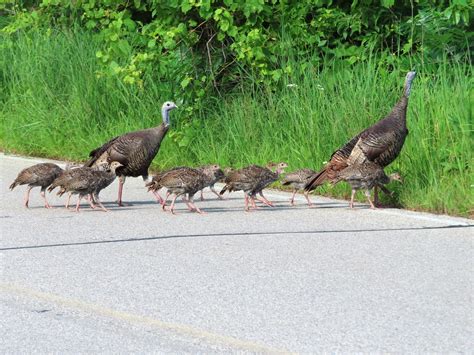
[3,201,399,214]
[72,195,344,213]
[2,224,472,251]
[199,203,345,214]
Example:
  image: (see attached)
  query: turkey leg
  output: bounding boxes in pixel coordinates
[40,188,52,209]
[23,186,32,208]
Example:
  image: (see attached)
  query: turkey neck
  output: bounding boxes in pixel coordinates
[148,106,171,146]
[148,123,170,147]
[385,79,412,130]
[394,73,415,127]
[391,96,408,127]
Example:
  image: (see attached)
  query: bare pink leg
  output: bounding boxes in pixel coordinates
[152,190,164,204]
[74,196,82,212]
[289,190,297,206]
[365,189,376,209]
[182,195,195,211]
[169,195,179,214]
[260,191,274,206]
[94,195,109,212]
[210,186,225,200]
[40,190,52,209]
[250,195,258,209]
[161,191,171,211]
[87,194,97,209]
[24,186,33,208]
[257,192,274,207]
[244,195,249,211]
[304,191,313,207]
[117,176,125,206]
[65,193,72,209]
[349,189,356,208]
[187,195,205,214]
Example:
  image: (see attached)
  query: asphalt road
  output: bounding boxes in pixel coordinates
[1,153,472,353]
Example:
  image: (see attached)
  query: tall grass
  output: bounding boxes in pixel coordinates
[1,30,472,216]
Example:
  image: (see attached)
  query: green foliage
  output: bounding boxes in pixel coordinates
[1,1,472,216]
[1,0,472,114]
[1,30,472,216]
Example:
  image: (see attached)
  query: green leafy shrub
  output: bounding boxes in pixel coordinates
[2,0,472,113]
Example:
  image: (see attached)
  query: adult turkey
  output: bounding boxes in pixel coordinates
[57,161,123,212]
[9,163,64,208]
[220,162,288,211]
[334,161,402,208]
[305,71,416,204]
[281,168,317,206]
[84,101,177,206]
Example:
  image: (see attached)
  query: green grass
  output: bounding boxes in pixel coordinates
[1,30,473,216]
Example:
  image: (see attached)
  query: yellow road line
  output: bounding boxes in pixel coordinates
[1,283,294,354]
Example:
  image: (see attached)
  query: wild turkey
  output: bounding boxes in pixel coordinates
[52,166,102,210]
[219,164,268,205]
[196,164,225,200]
[145,166,186,204]
[57,161,123,212]
[251,162,288,206]
[281,168,317,206]
[9,163,64,208]
[305,71,416,204]
[84,101,177,206]
[334,161,402,208]
[89,163,121,209]
[147,166,221,214]
[48,163,105,209]
[220,162,288,211]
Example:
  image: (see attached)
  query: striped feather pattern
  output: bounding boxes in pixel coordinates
[305,71,415,192]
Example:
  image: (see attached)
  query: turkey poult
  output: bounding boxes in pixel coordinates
[84,101,177,206]
[89,163,121,209]
[49,166,88,209]
[220,162,288,211]
[334,161,402,209]
[145,166,185,204]
[196,164,225,201]
[48,163,107,209]
[57,161,123,212]
[305,71,416,204]
[147,166,221,214]
[281,168,317,206]
[250,162,288,208]
[9,163,64,208]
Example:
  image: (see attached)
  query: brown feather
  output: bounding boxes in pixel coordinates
[10,163,64,191]
[305,71,415,192]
